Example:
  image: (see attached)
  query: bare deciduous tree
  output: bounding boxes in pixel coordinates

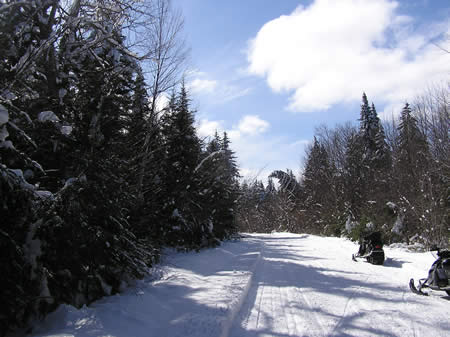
[136,0,189,199]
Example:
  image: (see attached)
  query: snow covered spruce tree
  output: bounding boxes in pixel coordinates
[1,0,155,333]
[392,103,433,242]
[342,129,364,218]
[0,0,65,333]
[34,0,158,312]
[159,83,203,246]
[194,131,240,241]
[124,67,167,247]
[301,137,337,233]
[159,83,241,248]
[211,131,240,238]
[311,123,356,235]
[342,93,393,234]
[359,95,392,226]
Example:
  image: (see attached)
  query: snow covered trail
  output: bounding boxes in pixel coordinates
[30,233,450,337]
[229,234,450,337]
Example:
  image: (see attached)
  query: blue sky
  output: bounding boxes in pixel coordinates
[173,0,449,183]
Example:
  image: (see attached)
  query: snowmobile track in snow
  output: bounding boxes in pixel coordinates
[30,233,450,337]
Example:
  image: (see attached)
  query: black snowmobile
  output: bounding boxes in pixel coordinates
[352,231,385,265]
[409,247,450,296]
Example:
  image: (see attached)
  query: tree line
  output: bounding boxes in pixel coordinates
[237,88,449,248]
[0,0,239,334]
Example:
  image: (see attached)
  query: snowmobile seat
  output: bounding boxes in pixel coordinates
[364,231,383,248]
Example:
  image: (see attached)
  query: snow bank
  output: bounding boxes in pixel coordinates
[388,241,427,252]
[30,237,264,337]
[220,239,263,337]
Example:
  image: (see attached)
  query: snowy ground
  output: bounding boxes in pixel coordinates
[30,233,450,337]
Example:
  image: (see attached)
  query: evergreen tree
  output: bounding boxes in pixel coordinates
[213,132,240,238]
[374,116,391,168]
[394,103,431,239]
[0,1,191,334]
[302,137,335,232]
[0,1,60,332]
[359,93,372,143]
[358,94,380,184]
[353,93,393,226]
[397,103,429,175]
[160,82,202,245]
[35,0,155,317]
[343,131,365,219]
[222,131,240,182]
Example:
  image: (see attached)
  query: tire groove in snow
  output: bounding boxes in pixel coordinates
[285,262,328,336]
[254,268,265,330]
[317,245,419,337]
[281,283,295,335]
[402,291,419,337]
[329,274,370,337]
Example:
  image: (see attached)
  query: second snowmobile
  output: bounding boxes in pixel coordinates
[409,247,450,296]
[352,231,385,265]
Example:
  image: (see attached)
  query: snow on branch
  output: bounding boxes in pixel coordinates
[194,150,222,174]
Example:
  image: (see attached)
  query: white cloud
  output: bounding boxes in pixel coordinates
[188,71,252,104]
[197,116,307,185]
[231,133,308,185]
[248,0,450,112]
[379,101,405,120]
[196,119,224,139]
[189,78,218,94]
[218,86,252,104]
[237,115,270,135]
[197,115,269,139]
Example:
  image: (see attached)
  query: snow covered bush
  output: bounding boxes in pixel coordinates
[36,164,155,308]
[0,166,42,335]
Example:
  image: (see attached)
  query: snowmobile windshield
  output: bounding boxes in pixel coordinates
[438,250,450,258]
[365,231,383,247]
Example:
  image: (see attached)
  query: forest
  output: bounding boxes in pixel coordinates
[0,0,240,334]
[236,89,449,248]
[0,0,448,336]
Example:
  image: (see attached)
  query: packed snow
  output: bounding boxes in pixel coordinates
[29,233,450,337]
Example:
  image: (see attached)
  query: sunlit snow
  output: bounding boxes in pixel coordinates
[30,233,450,337]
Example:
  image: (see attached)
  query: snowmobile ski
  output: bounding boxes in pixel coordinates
[409,279,428,296]
[352,252,385,265]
